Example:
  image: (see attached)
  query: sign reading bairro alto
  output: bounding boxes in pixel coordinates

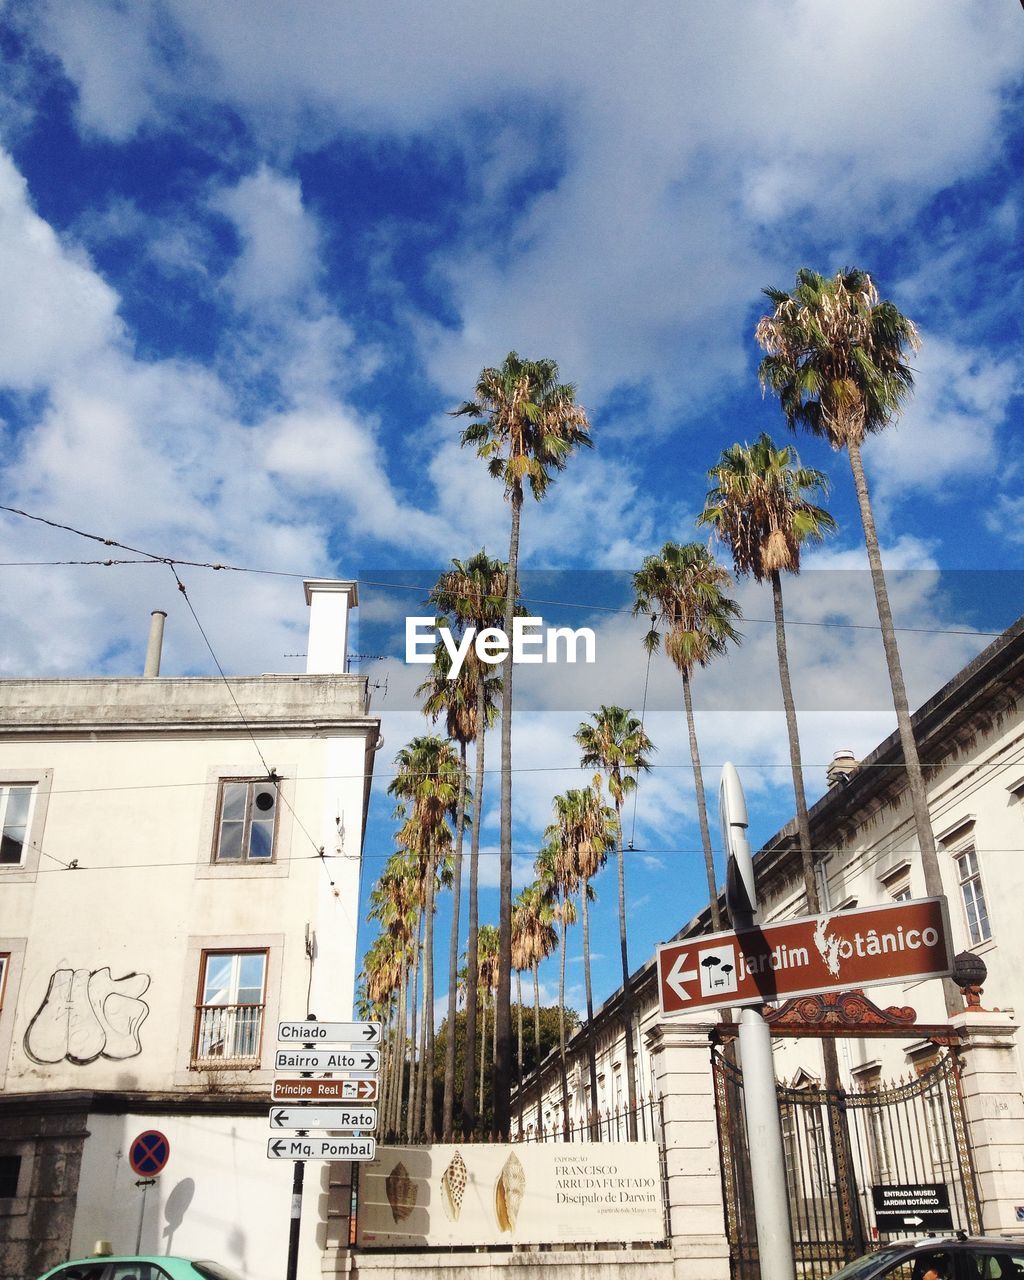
[657,897,953,1017]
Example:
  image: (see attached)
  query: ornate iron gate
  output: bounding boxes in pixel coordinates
[713,1048,981,1280]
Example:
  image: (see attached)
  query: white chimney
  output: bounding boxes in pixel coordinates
[303,579,358,674]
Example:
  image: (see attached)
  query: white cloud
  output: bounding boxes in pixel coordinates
[212,166,321,307]
[0,151,122,390]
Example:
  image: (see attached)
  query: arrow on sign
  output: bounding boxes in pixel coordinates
[904,1216,924,1226]
[271,1139,287,1157]
[666,951,699,1003]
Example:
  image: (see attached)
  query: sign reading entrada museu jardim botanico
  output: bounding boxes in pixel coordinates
[657,897,953,1017]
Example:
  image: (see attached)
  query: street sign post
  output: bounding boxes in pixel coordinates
[269,1105,377,1131]
[278,1020,381,1043]
[271,1075,378,1105]
[272,1076,379,1102]
[657,896,953,1018]
[275,1047,380,1072]
[872,1184,952,1232]
[267,1136,376,1162]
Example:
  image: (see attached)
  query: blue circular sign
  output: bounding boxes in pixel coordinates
[129,1129,170,1177]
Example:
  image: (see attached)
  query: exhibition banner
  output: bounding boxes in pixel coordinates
[357,1141,665,1247]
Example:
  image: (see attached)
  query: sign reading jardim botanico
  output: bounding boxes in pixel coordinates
[657,896,953,1017]
[357,1142,665,1247]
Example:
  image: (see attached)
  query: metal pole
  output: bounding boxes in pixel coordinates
[134,1179,154,1253]
[285,1159,304,1280]
[720,762,796,1280]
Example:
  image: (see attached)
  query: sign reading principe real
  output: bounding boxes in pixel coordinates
[357,1142,665,1248]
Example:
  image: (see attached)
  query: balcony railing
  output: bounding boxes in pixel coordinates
[191,1002,265,1067]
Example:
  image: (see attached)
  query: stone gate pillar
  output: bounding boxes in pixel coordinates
[645,1021,730,1280]
[951,1011,1024,1234]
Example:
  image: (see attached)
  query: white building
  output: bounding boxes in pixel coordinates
[0,580,378,1280]
[520,614,1024,1257]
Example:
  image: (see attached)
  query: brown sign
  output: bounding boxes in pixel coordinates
[657,896,952,1017]
[272,1076,379,1102]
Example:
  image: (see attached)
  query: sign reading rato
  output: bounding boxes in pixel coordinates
[658,897,952,1017]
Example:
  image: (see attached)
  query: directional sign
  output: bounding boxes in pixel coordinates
[658,897,952,1017]
[278,1020,381,1044]
[872,1184,952,1232]
[267,1136,376,1162]
[129,1130,170,1177]
[269,1105,377,1131]
[275,1047,380,1072]
[273,1077,379,1103]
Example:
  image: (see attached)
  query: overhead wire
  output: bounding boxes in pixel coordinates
[0,502,1011,639]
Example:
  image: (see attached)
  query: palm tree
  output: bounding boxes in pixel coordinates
[367,852,418,1135]
[476,924,500,1119]
[756,268,959,1015]
[574,706,654,1138]
[428,551,506,1135]
[512,881,559,1133]
[699,433,836,912]
[536,840,579,1132]
[454,353,591,1136]
[546,786,616,1133]
[417,638,497,1141]
[388,737,461,1138]
[632,542,741,929]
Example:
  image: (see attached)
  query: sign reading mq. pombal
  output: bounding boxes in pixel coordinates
[657,896,952,1017]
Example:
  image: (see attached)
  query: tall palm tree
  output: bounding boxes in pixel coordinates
[388,737,461,1138]
[512,881,559,1133]
[535,840,579,1132]
[428,551,506,1135]
[476,923,500,1119]
[699,433,836,911]
[367,852,418,1135]
[574,706,654,1138]
[454,353,591,1136]
[546,787,616,1132]
[756,268,959,1015]
[417,639,497,1140]
[632,542,741,929]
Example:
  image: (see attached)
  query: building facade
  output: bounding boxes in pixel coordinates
[520,616,1024,1240]
[0,580,378,1280]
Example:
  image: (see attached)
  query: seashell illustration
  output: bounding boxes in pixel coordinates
[385,1161,416,1224]
[440,1150,467,1221]
[494,1151,525,1233]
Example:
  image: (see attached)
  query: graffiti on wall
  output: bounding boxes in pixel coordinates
[24,967,151,1065]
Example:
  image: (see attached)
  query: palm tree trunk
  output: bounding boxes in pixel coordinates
[771,570,817,910]
[516,970,524,1135]
[581,879,599,1138]
[422,844,437,1140]
[462,678,486,1136]
[442,744,468,1140]
[394,958,409,1136]
[682,668,722,929]
[613,798,639,1140]
[479,990,487,1115]
[532,958,543,1135]
[409,913,423,1138]
[495,488,522,1137]
[846,439,960,1016]
[557,906,570,1135]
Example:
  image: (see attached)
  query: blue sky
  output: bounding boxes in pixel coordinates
[1,2,1023,1022]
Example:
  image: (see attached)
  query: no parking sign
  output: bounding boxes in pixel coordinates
[129,1130,170,1177]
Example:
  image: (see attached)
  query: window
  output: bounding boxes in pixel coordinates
[0,1155,19,1198]
[954,846,991,945]
[214,780,279,863]
[0,953,7,1011]
[192,950,267,1065]
[891,883,912,902]
[0,785,33,865]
